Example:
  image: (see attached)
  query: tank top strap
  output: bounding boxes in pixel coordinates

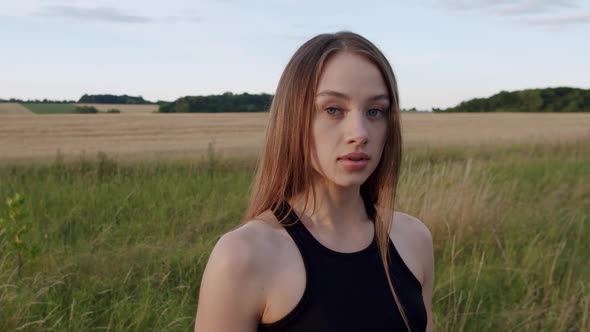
[271,192,377,248]
[271,201,314,255]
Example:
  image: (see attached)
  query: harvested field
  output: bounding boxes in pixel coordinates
[0,112,588,163]
[0,103,34,115]
[76,103,159,113]
[399,112,590,147]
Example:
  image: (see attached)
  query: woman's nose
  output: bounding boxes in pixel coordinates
[346,110,369,145]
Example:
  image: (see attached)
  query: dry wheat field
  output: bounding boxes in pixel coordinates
[0,103,34,115]
[75,103,159,113]
[0,112,589,163]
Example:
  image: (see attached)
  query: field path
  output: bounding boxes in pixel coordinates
[0,112,589,162]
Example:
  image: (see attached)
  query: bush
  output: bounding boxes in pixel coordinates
[75,106,98,114]
[105,109,121,113]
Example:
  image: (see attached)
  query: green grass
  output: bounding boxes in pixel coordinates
[0,141,588,331]
[22,103,78,114]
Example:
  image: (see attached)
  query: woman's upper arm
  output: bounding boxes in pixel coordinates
[194,230,266,332]
[419,223,435,332]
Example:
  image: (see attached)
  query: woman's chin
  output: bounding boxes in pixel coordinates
[331,175,369,188]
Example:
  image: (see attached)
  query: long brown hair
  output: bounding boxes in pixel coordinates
[241,31,408,330]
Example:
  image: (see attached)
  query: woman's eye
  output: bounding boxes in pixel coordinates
[368,109,384,117]
[325,107,342,116]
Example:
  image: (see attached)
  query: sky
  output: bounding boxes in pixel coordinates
[1,0,589,110]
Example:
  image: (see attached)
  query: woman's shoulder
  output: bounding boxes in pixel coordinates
[195,212,290,329]
[226,210,292,251]
[389,211,434,285]
[391,211,432,243]
[197,211,292,316]
[211,210,292,275]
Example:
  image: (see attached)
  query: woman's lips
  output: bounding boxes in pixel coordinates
[338,158,368,171]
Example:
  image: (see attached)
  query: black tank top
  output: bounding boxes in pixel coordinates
[258,195,427,332]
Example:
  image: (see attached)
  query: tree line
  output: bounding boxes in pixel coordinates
[77,94,158,104]
[3,87,588,112]
[0,98,76,103]
[435,87,589,112]
[158,92,273,113]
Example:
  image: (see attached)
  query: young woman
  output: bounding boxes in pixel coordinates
[194,31,434,332]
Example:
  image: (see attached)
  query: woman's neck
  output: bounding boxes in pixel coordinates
[289,181,369,231]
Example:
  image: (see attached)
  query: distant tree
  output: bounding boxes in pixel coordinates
[440,87,589,112]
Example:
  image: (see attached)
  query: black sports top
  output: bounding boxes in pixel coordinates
[257,194,427,332]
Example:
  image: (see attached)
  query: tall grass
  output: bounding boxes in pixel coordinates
[0,140,588,331]
[398,141,589,331]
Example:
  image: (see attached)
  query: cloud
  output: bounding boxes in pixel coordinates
[161,15,203,24]
[34,5,153,23]
[426,0,588,26]
[491,1,578,16]
[430,0,578,14]
[526,12,590,25]
[429,0,511,11]
[32,4,202,24]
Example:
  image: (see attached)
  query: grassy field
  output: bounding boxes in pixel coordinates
[1,112,589,163]
[0,139,588,331]
[4,103,158,115]
[22,103,78,114]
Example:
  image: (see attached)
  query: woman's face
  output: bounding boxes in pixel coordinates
[311,51,389,188]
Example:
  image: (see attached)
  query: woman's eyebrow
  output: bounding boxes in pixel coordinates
[316,90,389,102]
